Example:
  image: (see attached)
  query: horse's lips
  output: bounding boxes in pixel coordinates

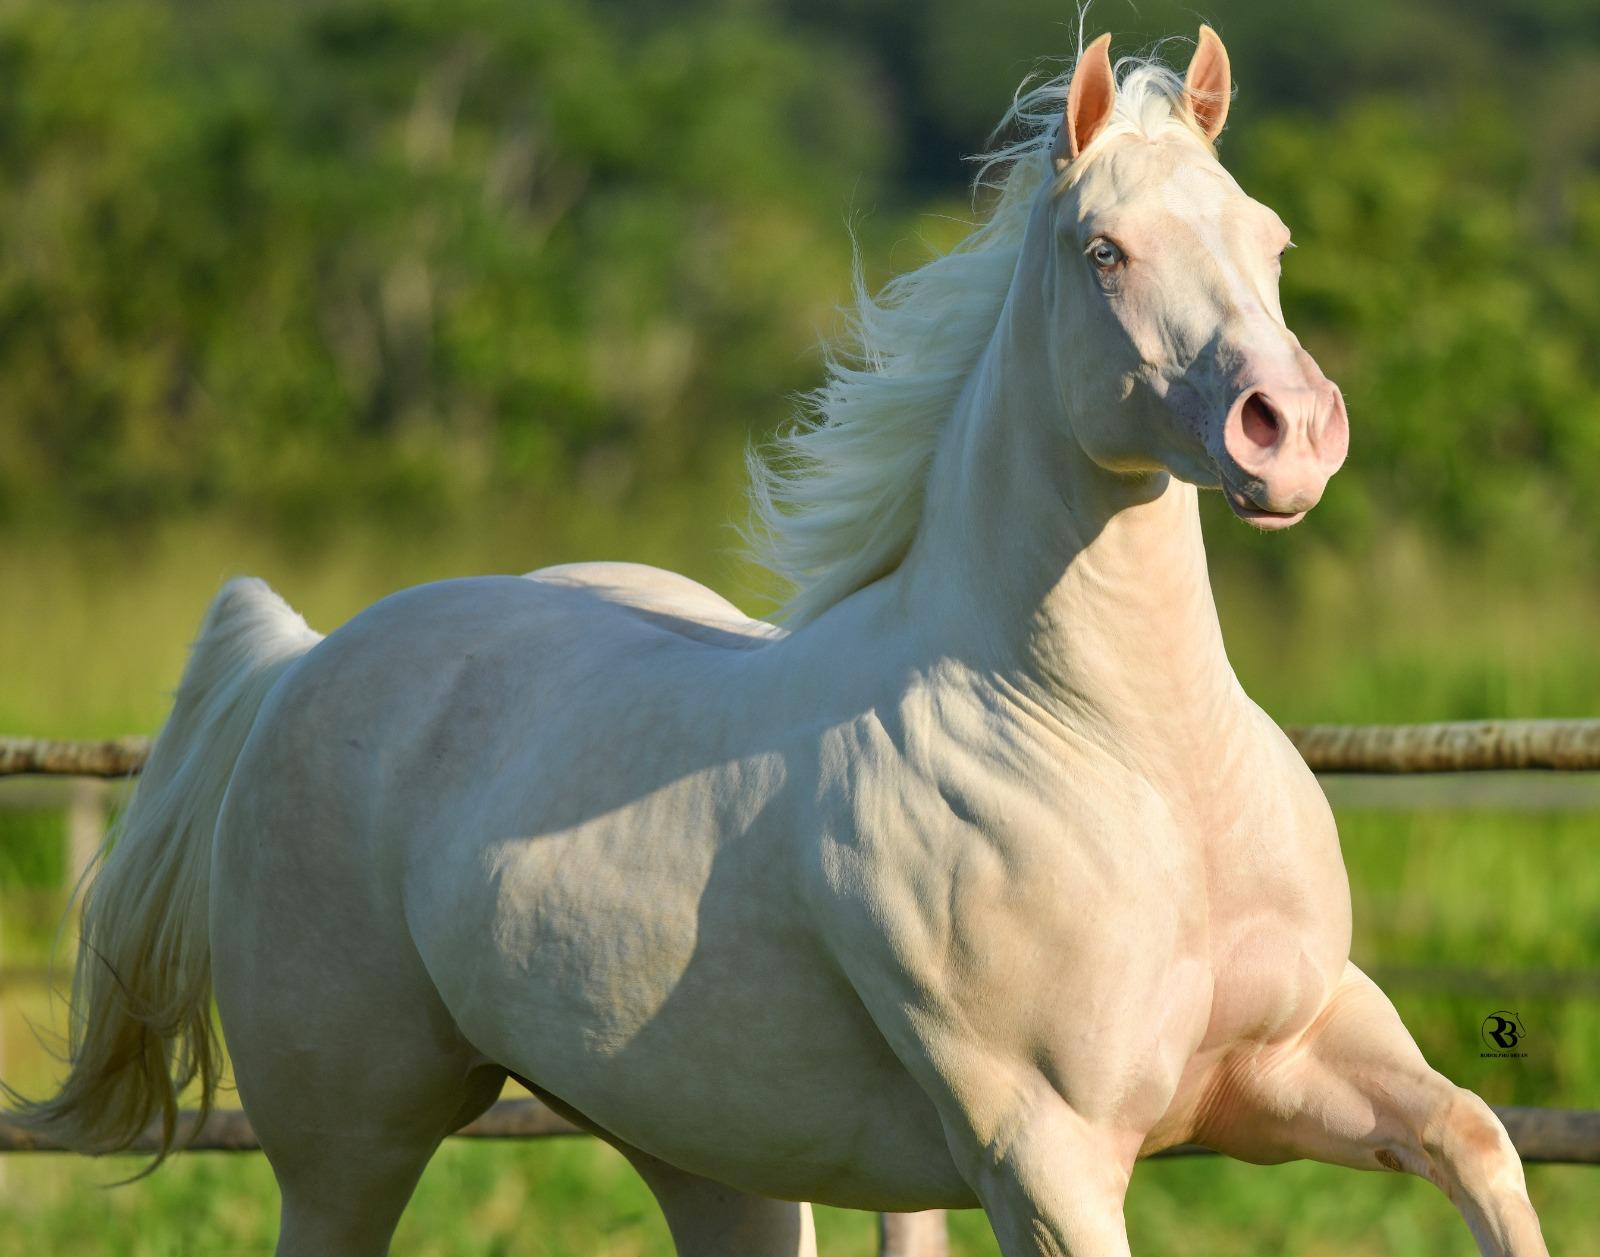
[1222,479,1307,531]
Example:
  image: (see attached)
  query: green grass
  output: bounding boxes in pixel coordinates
[0,1137,1591,1257]
[2,518,1597,1253]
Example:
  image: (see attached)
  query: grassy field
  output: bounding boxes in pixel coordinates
[2,515,1597,1253]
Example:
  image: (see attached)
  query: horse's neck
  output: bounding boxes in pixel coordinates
[894,286,1246,774]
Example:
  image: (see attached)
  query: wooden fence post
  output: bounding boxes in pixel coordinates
[64,778,106,898]
[879,1210,949,1257]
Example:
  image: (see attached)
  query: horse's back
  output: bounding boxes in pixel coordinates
[527,561,782,649]
[222,566,776,868]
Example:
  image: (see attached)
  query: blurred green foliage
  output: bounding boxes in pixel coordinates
[0,0,1596,566]
[0,0,880,534]
[1239,104,1600,557]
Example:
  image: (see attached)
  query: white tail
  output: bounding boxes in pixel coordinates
[5,577,321,1166]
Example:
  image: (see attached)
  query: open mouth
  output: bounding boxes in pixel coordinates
[1222,479,1306,531]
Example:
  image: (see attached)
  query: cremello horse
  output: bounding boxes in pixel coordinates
[11,29,1548,1257]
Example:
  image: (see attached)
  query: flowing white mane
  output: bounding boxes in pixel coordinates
[747,46,1205,624]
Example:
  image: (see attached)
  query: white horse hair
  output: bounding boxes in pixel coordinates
[749,51,1205,624]
[10,580,320,1166]
[9,26,1548,1257]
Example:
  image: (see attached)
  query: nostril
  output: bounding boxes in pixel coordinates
[1240,393,1281,450]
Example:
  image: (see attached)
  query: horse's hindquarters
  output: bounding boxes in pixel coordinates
[210,701,508,1254]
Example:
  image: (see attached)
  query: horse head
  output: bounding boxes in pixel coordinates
[1042,28,1349,529]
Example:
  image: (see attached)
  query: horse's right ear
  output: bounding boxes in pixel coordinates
[1053,33,1116,172]
[1183,25,1231,141]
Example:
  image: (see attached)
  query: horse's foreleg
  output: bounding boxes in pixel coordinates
[617,1146,817,1257]
[1198,963,1548,1257]
[936,1095,1135,1257]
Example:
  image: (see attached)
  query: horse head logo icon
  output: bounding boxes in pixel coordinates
[1480,1011,1526,1053]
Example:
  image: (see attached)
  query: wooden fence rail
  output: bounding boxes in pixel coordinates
[2,1098,1598,1163]
[1288,719,1600,774]
[6,720,1600,780]
[0,737,150,779]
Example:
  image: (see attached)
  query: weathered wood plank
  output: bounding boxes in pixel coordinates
[879,1210,949,1257]
[0,736,151,779]
[0,1097,584,1153]
[1287,719,1600,774]
[1152,1106,1600,1164]
[2,1100,1596,1163]
[8,721,1600,779]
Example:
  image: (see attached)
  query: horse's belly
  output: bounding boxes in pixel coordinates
[534,977,974,1210]
[412,819,973,1209]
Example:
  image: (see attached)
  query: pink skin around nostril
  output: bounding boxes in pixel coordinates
[1319,385,1350,467]
[1218,380,1348,523]
[1223,384,1347,475]
[1239,393,1281,451]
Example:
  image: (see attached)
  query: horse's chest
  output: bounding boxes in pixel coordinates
[1194,783,1352,1048]
[845,744,1352,1108]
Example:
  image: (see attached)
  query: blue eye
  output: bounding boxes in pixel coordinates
[1088,239,1124,269]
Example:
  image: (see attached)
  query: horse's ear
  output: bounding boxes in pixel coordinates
[1183,25,1231,142]
[1053,33,1116,171]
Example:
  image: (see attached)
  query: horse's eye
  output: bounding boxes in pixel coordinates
[1088,239,1124,270]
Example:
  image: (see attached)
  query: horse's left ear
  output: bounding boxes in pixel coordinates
[1183,25,1231,142]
